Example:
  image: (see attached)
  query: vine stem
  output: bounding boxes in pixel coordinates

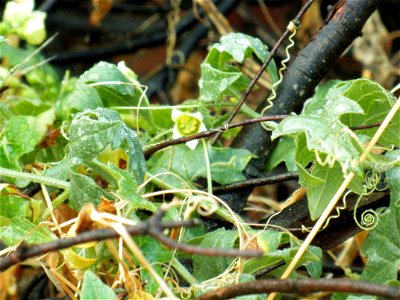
[0,167,70,189]
[195,278,400,299]
[210,0,316,144]
[268,94,400,300]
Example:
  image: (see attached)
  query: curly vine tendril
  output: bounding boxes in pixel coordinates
[261,21,298,130]
[321,190,351,230]
[356,209,379,230]
[320,171,383,231]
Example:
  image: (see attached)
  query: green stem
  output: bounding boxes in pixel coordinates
[0,167,70,189]
[201,140,212,194]
[52,190,70,209]
[170,257,198,285]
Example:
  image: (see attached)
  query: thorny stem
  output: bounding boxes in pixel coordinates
[210,0,316,144]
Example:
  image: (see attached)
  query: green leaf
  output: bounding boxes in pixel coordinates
[148,144,255,186]
[243,231,322,278]
[340,79,399,147]
[81,270,117,300]
[134,236,172,294]
[69,169,112,210]
[272,114,363,176]
[80,61,144,107]
[91,161,156,212]
[6,115,45,158]
[265,137,297,172]
[60,80,103,118]
[0,109,55,185]
[66,108,146,184]
[302,163,343,220]
[304,246,323,278]
[302,80,341,115]
[0,193,29,219]
[350,158,400,290]
[0,217,55,246]
[192,228,238,281]
[340,204,400,300]
[199,65,244,102]
[199,33,278,102]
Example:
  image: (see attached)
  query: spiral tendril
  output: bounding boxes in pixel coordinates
[261,21,299,130]
[322,190,351,230]
[357,209,379,230]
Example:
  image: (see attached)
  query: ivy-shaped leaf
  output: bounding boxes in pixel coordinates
[243,231,322,278]
[134,236,173,294]
[272,92,364,175]
[79,61,152,123]
[199,33,278,102]
[80,61,143,107]
[360,152,400,283]
[270,79,398,219]
[69,169,112,210]
[148,144,255,186]
[333,151,400,300]
[340,79,399,147]
[66,108,146,184]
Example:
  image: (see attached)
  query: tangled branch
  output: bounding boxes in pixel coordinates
[0,207,262,272]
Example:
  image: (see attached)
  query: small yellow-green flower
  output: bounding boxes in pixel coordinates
[172,108,206,150]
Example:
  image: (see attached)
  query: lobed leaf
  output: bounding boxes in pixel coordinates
[199,33,278,102]
[148,144,255,186]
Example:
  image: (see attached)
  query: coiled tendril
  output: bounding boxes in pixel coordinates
[261,20,299,130]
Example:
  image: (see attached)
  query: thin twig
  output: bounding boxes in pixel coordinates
[0,219,195,272]
[194,279,400,300]
[350,122,382,131]
[144,116,383,159]
[210,0,316,144]
[144,115,289,158]
[212,172,298,193]
[0,208,261,272]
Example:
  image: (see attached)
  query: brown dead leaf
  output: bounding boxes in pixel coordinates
[89,0,113,26]
[98,197,116,214]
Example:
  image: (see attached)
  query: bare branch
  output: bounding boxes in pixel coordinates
[212,172,298,193]
[0,208,262,272]
[144,115,288,158]
[194,278,400,300]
